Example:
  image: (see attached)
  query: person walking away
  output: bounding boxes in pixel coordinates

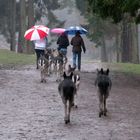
[34,37,48,69]
[57,32,69,56]
[71,31,86,71]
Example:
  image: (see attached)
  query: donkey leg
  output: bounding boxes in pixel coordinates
[36,58,39,69]
[40,71,44,83]
[41,71,46,83]
[64,102,69,124]
[104,97,107,116]
[72,93,78,108]
[99,95,103,117]
[64,103,67,123]
[43,73,46,83]
[56,61,60,82]
[67,100,72,123]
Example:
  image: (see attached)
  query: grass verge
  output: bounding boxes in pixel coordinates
[110,62,140,75]
[83,60,140,75]
[0,49,35,69]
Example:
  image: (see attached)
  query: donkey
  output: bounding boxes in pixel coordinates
[95,68,112,117]
[38,53,49,83]
[67,64,80,108]
[49,49,64,81]
[44,48,54,76]
[58,72,76,124]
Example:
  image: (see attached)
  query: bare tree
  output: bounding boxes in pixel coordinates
[9,0,16,51]
[101,35,108,62]
[121,14,139,63]
[130,23,139,63]
[26,0,35,54]
[18,0,27,53]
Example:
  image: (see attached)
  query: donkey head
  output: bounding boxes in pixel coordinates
[97,68,109,75]
[63,71,73,80]
[38,54,49,68]
[68,64,76,74]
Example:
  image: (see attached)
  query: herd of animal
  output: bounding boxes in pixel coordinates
[37,48,112,124]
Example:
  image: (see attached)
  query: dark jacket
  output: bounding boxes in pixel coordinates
[57,33,69,50]
[71,34,86,53]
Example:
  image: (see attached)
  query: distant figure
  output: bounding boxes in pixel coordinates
[34,37,48,69]
[57,32,69,56]
[71,31,86,71]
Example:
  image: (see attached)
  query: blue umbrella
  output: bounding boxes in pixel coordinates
[65,26,88,35]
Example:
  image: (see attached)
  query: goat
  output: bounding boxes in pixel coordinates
[58,72,76,124]
[95,68,112,117]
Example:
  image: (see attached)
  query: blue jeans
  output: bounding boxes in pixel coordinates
[59,48,67,56]
[73,52,81,70]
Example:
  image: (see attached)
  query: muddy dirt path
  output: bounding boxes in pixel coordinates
[0,64,140,140]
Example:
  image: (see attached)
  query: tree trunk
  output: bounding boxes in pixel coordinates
[26,0,35,54]
[121,18,130,62]
[138,24,140,63]
[9,0,16,51]
[18,0,27,53]
[115,28,122,62]
[130,23,139,63]
[101,36,108,62]
[121,18,139,63]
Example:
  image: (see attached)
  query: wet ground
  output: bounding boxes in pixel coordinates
[0,62,140,140]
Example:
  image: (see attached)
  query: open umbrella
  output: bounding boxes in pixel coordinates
[51,28,66,34]
[24,25,50,41]
[65,26,88,35]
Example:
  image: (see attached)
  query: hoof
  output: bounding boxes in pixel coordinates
[72,103,78,108]
[104,113,107,116]
[103,109,107,116]
[56,79,61,83]
[40,79,46,83]
[103,112,107,116]
[65,119,70,124]
[75,105,78,108]
[99,111,103,118]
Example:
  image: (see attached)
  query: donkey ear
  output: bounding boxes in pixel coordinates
[106,68,109,75]
[70,72,73,79]
[73,66,76,71]
[73,64,76,69]
[40,54,43,58]
[68,64,71,69]
[101,68,104,74]
[63,72,67,78]
[96,68,100,74]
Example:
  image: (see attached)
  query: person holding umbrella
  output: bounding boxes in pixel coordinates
[71,31,86,71]
[34,37,48,69]
[24,25,50,69]
[57,32,69,56]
